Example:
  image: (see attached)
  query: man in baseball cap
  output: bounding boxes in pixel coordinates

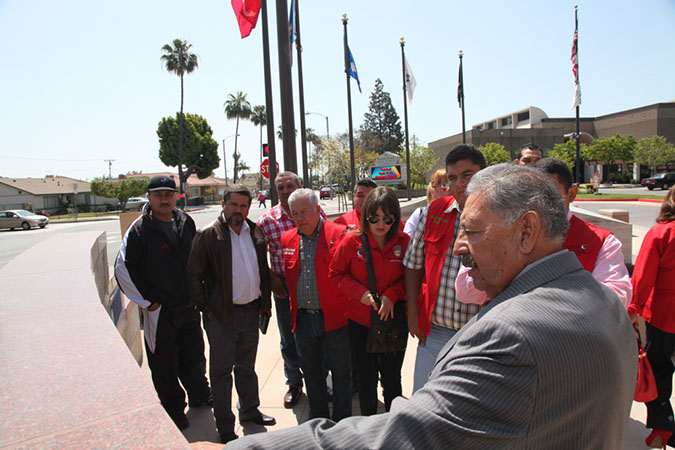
[115,174,211,430]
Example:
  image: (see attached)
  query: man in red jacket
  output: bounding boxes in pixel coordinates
[280,188,351,422]
[403,145,487,393]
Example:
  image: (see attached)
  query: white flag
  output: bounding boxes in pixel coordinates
[404,56,416,102]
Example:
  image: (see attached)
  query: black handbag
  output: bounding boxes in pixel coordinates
[361,233,408,354]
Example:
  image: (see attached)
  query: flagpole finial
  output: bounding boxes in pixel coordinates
[342,14,348,24]
[400,37,405,46]
[575,4,578,9]
[459,49,463,56]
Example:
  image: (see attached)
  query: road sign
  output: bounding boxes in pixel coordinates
[260,158,280,179]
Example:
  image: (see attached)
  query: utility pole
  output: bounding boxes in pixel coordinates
[104,159,115,179]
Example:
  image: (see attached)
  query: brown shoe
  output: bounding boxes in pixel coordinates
[284,386,302,408]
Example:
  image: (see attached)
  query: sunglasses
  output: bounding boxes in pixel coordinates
[367,215,395,225]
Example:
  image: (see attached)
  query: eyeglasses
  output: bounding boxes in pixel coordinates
[367,215,395,225]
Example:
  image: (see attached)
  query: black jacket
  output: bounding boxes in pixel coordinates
[116,206,196,310]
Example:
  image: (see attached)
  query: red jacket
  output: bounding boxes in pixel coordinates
[281,220,348,332]
[334,209,405,233]
[564,214,611,272]
[419,195,458,335]
[329,230,410,327]
[628,221,675,333]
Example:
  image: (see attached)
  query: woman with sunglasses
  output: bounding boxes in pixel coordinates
[329,187,410,415]
[403,169,449,237]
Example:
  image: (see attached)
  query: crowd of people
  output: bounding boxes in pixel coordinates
[113,143,672,449]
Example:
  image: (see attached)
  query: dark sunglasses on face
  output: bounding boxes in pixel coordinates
[367,215,395,225]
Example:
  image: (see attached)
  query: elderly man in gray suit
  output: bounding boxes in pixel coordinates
[222,163,637,449]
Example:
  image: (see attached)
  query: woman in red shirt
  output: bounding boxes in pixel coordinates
[629,186,675,449]
[330,187,410,416]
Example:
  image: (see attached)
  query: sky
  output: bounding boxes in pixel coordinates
[1,0,674,181]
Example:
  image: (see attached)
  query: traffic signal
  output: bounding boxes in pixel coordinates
[262,143,269,157]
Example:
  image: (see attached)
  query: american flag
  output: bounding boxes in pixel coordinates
[571,7,581,109]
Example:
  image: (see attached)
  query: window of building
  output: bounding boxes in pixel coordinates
[43,196,60,209]
[488,121,496,129]
[517,111,530,122]
[502,117,512,126]
[192,187,200,196]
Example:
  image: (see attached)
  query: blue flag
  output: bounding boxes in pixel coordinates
[289,0,296,66]
[348,47,361,93]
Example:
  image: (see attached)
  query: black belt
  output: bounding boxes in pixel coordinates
[298,308,322,315]
[234,298,260,308]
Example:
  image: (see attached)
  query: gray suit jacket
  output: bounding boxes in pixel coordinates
[226,251,637,449]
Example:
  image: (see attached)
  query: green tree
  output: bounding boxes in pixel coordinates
[251,105,267,189]
[360,78,404,154]
[549,140,588,173]
[319,137,350,186]
[585,134,636,166]
[400,135,436,188]
[224,91,252,182]
[90,177,148,211]
[161,39,199,204]
[479,142,511,165]
[634,136,675,176]
[157,113,220,179]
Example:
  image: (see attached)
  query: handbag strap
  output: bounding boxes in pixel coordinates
[361,233,379,306]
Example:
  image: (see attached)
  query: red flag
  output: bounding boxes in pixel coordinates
[571,7,581,109]
[231,0,261,38]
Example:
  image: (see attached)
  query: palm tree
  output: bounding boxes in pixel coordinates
[224,92,252,183]
[251,105,267,189]
[161,39,199,207]
[305,128,321,188]
[277,125,298,140]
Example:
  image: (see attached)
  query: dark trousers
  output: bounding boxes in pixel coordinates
[274,290,303,389]
[145,306,210,419]
[295,310,352,421]
[645,322,675,442]
[349,320,405,416]
[204,300,262,436]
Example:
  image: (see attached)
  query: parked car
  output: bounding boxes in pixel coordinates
[319,186,332,199]
[263,189,270,200]
[126,197,149,211]
[0,210,49,230]
[641,172,675,190]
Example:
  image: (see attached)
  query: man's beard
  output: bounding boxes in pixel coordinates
[227,213,244,226]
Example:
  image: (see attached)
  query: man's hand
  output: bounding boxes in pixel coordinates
[271,272,288,298]
[147,302,160,312]
[407,308,426,346]
[262,307,272,318]
[629,313,639,326]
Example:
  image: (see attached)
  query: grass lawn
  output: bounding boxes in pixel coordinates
[49,211,122,221]
[576,193,664,200]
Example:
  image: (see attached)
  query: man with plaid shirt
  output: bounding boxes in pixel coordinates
[403,145,487,393]
[257,171,326,408]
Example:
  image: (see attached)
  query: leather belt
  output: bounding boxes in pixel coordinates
[234,298,261,308]
[298,308,322,315]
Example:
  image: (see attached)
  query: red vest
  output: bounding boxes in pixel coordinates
[419,196,459,335]
[564,215,611,272]
[281,220,348,332]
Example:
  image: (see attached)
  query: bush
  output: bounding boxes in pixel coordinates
[608,173,631,184]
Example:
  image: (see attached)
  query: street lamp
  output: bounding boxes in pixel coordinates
[222,134,239,186]
[305,111,329,137]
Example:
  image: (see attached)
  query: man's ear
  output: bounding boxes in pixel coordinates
[568,185,578,203]
[518,211,541,254]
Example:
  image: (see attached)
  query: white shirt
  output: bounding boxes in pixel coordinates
[230,221,262,305]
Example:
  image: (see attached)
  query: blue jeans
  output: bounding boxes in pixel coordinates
[274,293,303,389]
[413,323,457,393]
[294,310,352,421]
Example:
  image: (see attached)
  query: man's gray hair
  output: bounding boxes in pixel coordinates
[467,163,568,244]
[274,171,301,189]
[288,188,319,209]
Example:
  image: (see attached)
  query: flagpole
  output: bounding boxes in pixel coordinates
[400,38,411,201]
[276,0,297,174]
[574,5,582,185]
[459,50,466,144]
[342,14,356,206]
[295,0,309,186]
[261,0,278,205]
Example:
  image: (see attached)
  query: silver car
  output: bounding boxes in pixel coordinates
[0,210,49,230]
[126,197,149,211]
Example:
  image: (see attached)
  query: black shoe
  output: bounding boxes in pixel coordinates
[188,393,213,407]
[220,432,238,444]
[242,413,276,426]
[284,386,302,408]
[171,413,190,430]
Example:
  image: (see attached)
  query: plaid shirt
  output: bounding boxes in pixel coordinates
[257,203,326,275]
[402,200,483,330]
[296,219,323,310]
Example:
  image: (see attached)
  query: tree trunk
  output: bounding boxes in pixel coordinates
[233,117,240,183]
[178,74,185,209]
